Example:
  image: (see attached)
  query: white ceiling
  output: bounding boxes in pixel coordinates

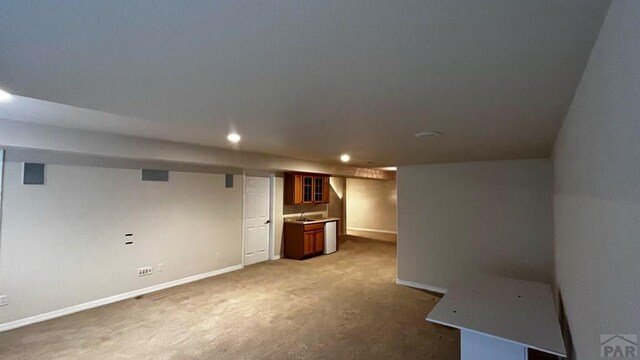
[0,0,610,166]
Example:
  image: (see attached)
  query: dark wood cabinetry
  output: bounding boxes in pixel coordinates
[284,222,334,260]
[313,228,324,254]
[284,172,330,205]
[303,230,315,256]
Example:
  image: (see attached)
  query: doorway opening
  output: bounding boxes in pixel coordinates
[344,177,397,243]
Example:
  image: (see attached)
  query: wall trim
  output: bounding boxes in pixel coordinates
[0,264,243,333]
[395,279,448,294]
[0,119,394,180]
[272,255,281,260]
[270,174,277,260]
[347,226,397,234]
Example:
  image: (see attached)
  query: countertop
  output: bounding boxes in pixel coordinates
[426,275,566,357]
[284,217,340,225]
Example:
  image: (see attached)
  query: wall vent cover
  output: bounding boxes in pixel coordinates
[23,163,45,185]
[141,169,169,182]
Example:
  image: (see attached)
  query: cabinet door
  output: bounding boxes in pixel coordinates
[314,229,324,253]
[303,231,315,255]
[294,174,303,204]
[313,176,324,203]
[322,176,330,203]
[302,176,313,203]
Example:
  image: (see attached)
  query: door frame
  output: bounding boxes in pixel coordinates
[241,171,276,267]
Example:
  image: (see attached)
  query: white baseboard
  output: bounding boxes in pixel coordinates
[395,278,448,294]
[0,264,243,333]
[347,227,397,235]
[271,255,281,260]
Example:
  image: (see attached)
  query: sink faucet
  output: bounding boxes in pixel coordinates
[299,212,305,221]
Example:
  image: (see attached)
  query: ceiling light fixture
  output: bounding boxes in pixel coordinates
[227,133,241,143]
[414,131,442,138]
[0,88,13,102]
[340,154,350,162]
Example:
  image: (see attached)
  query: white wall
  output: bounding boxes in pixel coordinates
[553,1,640,358]
[0,154,243,325]
[328,177,346,235]
[397,159,554,292]
[346,178,397,233]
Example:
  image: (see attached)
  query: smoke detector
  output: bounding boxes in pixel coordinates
[414,131,442,138]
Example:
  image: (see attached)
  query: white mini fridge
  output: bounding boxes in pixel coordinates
[324,221,337,254]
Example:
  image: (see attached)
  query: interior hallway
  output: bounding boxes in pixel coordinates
[0,237,458,360]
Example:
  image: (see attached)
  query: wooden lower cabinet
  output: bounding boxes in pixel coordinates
[314,229,324,254]
[303,231,315,256]
[284,222,328,260]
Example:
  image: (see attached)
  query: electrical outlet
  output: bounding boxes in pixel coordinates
[138,266,153,277]
[0,295,8,307]
[158,263,164,272]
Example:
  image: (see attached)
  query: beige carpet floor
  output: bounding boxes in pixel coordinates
[0,236,459,359]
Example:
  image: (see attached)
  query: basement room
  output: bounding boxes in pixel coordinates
[0,1,637,360]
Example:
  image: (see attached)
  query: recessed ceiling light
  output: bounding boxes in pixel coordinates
[340,154,350,162]
[0,88,13,102]
[227,133,241,143]
[414,131,442,138]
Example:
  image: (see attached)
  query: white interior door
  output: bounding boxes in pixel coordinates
[244,176,271,266]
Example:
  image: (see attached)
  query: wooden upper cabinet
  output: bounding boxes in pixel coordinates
[284,172,331,205]
[303,175,314,203]
[322,176,330,203]
[294,174,303,204]
[313,176,324,202]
